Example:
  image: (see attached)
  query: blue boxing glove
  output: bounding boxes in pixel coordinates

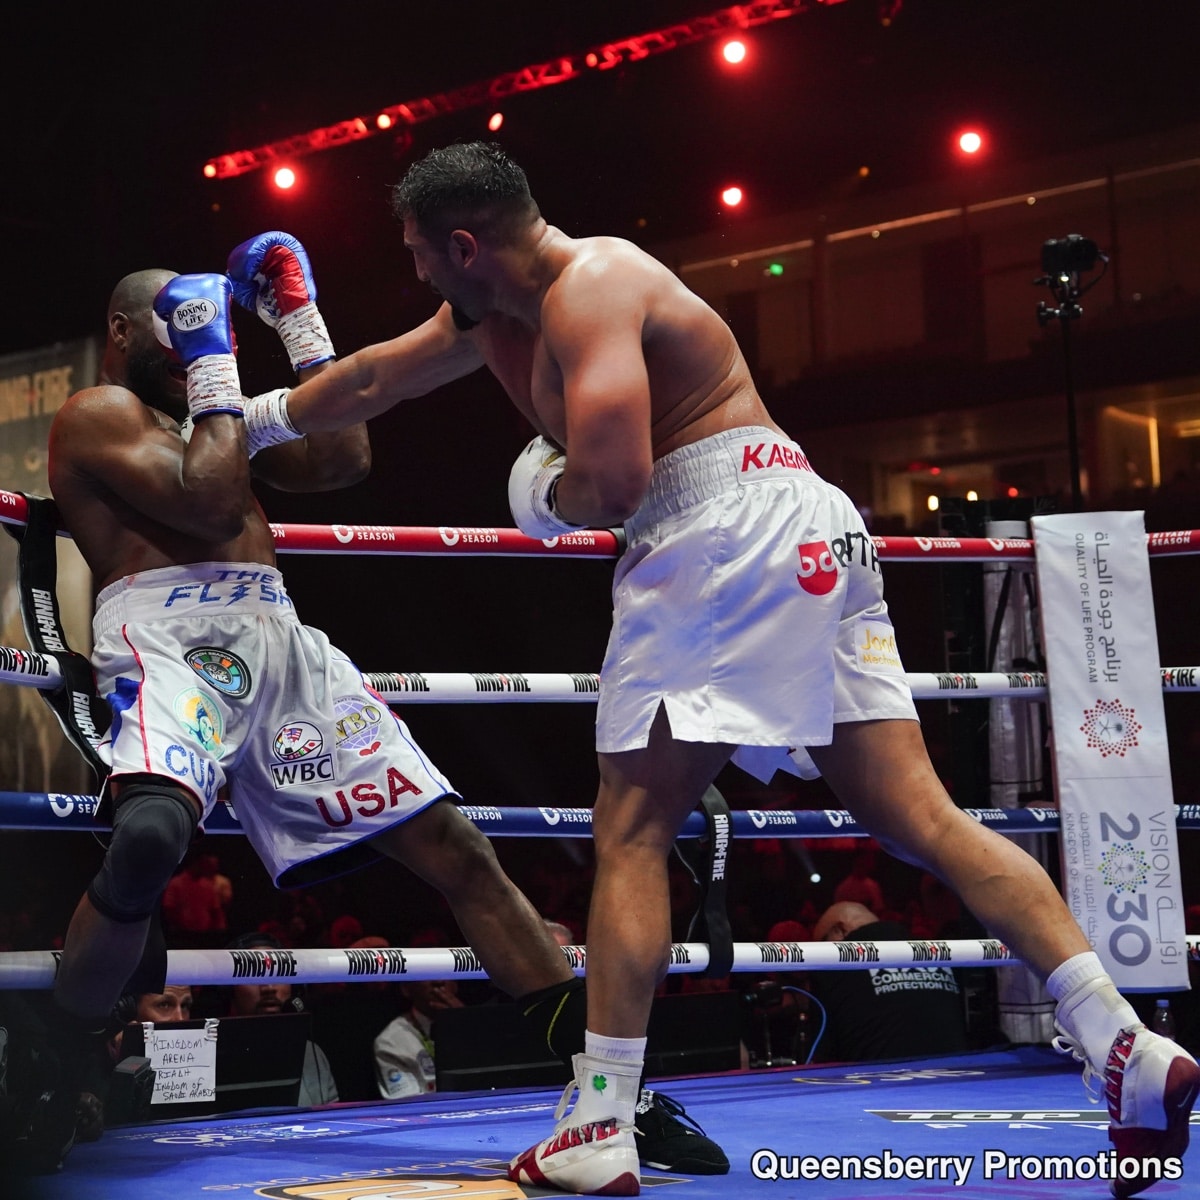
[152,274,243,421]
[227,231,335,371]
[507,436,585,540]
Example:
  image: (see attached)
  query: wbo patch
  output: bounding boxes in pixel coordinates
[173,688,226,758]
[334,694,386,757]
[185,647,252,698]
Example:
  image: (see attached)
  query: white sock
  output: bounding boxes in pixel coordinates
[584,1030,647,1066]
[1050,952,1141,1071]
[1046,951,1105,1001]
[568,1033,645,1126]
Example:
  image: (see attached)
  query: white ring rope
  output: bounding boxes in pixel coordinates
[1,936,1198,990]
[2,647,1199,701]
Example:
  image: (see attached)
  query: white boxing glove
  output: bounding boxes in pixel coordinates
[507,436,584,540]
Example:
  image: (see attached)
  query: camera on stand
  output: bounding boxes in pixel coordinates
[1040,234,1102,279]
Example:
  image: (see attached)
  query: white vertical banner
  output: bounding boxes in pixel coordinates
[1031,510,1187,991]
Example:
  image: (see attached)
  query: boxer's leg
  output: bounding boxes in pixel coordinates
[511,706,732,1194]
[370,797,572,999]
[809,717,1198,1198]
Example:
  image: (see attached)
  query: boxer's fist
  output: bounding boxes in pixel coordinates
[227,231,317,324]
[507,436,583,540]
[153,274,243,421]
[153,273,235,365]
[227,231,334,370]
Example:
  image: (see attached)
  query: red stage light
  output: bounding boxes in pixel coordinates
[957,129,984,155]
[721,39,747,64]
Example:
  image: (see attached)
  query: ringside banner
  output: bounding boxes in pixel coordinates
[1031,511,1186,990]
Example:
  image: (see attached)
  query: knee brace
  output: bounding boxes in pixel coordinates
[87,781,199,923]
[519,976,587,1067]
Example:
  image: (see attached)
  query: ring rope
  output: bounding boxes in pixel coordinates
[3,647,1199,701]
[2,488,1199,561]
[1,936,1198,990]
[6,792,1200,838]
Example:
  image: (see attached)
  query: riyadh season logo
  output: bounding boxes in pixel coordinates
[1080,698,1142,758]
[1099,842,1150,895]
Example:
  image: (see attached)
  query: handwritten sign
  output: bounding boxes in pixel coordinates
[142,1018,219,1104]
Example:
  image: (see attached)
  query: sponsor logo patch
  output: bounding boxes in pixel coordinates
[185,647,251,697]
[173,689,226,758]
[273,722,324,760]
[334,695,386,757]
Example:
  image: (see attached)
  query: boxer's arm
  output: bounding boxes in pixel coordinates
[540,264,653,528]
[50,386,250,541]
[227,230,371,490]
[282,303,484,433]
[249,360,372,493]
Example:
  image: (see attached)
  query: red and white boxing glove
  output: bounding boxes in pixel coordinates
[226,231,334,371]
[507,436,584,540]
[152,274,243,422]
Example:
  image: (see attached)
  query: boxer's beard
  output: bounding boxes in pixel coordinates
[450,304,479,331]
[127,347,185,420]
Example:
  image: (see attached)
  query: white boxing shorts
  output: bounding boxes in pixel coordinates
[596,427,918,781]
[92,562,456,887]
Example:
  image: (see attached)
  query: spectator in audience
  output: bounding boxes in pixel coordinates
[70,986,196,1140]
[807,901,969,1064]
[309,935,406,1102]
[330,914,365,948]
[162,853,233,948]
[225,932,338,1106]
[831,846,885,913]
[372,979,466,1099]
[543,919,577,948]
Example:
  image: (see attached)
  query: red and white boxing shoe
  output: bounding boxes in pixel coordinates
[1055,1024,1200,1198]
[508,1066,640,1196]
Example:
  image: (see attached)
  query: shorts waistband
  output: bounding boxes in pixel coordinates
[94,562,296,637]
[628,427,818,536]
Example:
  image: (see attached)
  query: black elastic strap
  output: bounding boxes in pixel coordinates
[518,975,586,1068]
[6,495,109,785]
[674,784,734,979]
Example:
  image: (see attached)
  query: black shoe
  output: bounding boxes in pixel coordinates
[6,1084,78,1174]
[633,1088,730,1174]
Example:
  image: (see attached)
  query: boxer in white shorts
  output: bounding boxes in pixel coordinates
[595,427,918,783]
[256,143,1197,1197]
[92,561,455,888]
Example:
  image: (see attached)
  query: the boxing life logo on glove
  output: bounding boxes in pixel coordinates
[507,436,585,540]
[153,274,243,422]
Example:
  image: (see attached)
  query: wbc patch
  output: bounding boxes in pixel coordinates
[269,720,334,790]
[185,647,252,698]
[273,721,324,761]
